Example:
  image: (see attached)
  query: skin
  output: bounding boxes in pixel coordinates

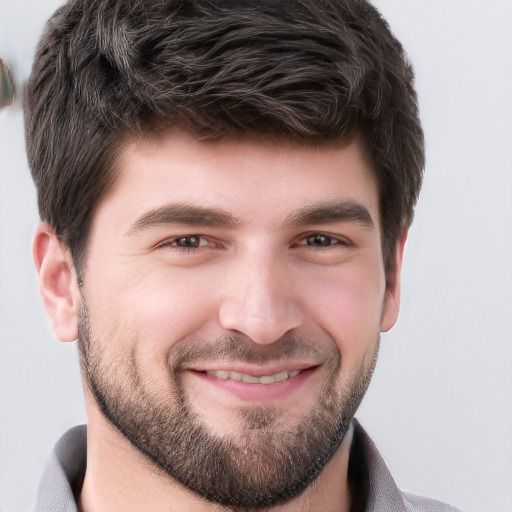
[34,129,406,512]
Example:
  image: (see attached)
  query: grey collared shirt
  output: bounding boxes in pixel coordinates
[32,421,463,512]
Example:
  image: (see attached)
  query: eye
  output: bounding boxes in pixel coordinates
[173,235,202,248]
[306,234,334,247]
[156,235,211,250]
[303,233,348,248]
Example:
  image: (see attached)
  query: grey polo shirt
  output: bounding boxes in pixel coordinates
[32,421,463,512]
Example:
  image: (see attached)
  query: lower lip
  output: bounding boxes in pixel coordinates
[191,368,317,402]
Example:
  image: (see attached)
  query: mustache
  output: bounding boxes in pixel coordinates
[169,334,339,370]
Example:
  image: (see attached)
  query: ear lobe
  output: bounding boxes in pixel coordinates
[380,228,408,333]
[33,223,80,342]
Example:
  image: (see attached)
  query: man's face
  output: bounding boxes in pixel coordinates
[77,130,400,508]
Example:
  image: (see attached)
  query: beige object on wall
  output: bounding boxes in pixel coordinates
[0,58,15,108]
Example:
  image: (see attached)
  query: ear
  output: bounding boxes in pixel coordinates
[33,223,80,342]
[380,228,408,332]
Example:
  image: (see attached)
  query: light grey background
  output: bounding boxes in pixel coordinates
[1,1,511,511]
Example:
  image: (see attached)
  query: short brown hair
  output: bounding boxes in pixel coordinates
[25,0,424,272]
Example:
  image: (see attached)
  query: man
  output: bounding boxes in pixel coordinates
[25,0,462,510]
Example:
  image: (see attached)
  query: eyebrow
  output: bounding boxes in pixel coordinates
[128,203,241,234]
[285,200,375,229]
[128,199,375,236]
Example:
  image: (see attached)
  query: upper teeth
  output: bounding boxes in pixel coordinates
[206,369,301,384]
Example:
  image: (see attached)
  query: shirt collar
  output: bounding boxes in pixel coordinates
[33,421,430,512]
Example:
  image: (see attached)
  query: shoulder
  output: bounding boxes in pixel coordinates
[32,425,86,512]
[350,420,464,512]
[402,491,464,512]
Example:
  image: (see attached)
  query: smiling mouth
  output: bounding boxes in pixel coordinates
[205,369,302,384]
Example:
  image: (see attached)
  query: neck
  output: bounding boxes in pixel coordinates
[79,406,353,512]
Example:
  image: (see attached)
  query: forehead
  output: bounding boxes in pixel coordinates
[98,128,379,229]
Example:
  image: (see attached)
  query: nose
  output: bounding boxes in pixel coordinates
[218,252,303,345]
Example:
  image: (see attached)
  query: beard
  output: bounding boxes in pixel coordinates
[78,299,378,511]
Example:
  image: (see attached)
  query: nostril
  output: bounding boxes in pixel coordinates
[219,300,303,346]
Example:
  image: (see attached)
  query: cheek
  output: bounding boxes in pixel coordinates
[85,264,222,350]
[302,267,384,373]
